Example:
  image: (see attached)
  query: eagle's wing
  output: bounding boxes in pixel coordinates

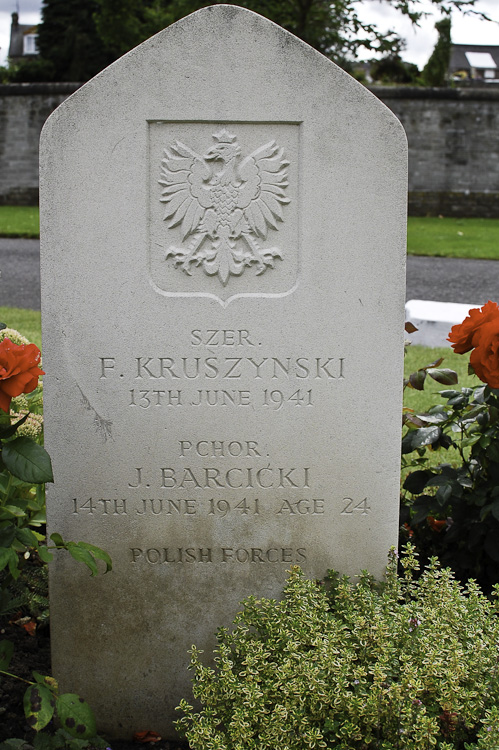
[159,142,213,240]
[236,141,290,239]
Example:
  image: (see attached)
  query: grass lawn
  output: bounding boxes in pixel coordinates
[0,306,42,349]
[404,343,476,414]
[0,206,40,238]
[403,343,478,475]
[407,216,499,260]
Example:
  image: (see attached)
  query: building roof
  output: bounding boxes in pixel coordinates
[8,13,38,59]
[450,44,499,73]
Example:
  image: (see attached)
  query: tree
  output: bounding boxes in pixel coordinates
[93,0,491,73]
[421,17,452,87]
[35,0,113,82]
[9,0,491,82]
[370,53,420,85]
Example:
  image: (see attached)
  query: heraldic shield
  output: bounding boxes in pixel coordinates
[148,122,299,305]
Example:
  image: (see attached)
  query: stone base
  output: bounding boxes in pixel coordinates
[0,187,39,206]
[409,191,499,219]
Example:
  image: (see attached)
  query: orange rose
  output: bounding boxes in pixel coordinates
[448,301,499,389]
[448,300,499,354]
[469,317,499,389]
[0,338,44,414]
[427,515,447,532]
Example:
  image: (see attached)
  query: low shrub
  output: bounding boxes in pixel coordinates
[176,546,499,750]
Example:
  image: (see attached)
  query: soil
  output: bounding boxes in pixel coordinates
[0,619,190,750]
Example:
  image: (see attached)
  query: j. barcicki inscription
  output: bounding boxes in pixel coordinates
[99,328,345,410]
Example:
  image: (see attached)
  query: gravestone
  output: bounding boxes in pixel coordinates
[40,6,407,739]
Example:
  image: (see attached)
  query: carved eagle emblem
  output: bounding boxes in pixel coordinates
[159,129,290,285]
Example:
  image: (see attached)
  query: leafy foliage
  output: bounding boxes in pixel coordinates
[7,0,489,82]
[0,636,101,742]
[35,0,112,82]
[0,324,111,748]
[402,381,499,592]
[370,54,420,85]
[177,547,499,749]
[421,17,452,87]
[93,0,490,72]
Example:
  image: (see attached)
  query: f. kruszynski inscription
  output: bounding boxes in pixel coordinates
[159,129,290,285]
[99,326,346,410]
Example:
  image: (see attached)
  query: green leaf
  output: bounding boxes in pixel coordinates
[24,683,56,731]
[487,442,499,463]
[28,510,47,526]
[15,527,40,549]
[402,426,441,454]
[0,546,18,574]
[33,733,62,750]
[1,503,28,518]
[2,438,53,484]
[50,532,65,547]
[403,470,433,494]
[408,369,426,391]
[56,694,97,739]
[38,546,54,563]
[0,413,29,440]
[77,542,112,574]
[474,386,487,403]
[67,544,98,577]
[0,524,16,548]
[415,411,448,424]
[0,639,14,670]
[0,740,28,750]
[427,368,458,386]
[447,395,467,408]
[490,499,499,522]
[435,484,453,505]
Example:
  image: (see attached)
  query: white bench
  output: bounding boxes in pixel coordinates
[405,299,481,348]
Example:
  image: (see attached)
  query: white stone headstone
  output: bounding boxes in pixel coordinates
[40,6,407,739]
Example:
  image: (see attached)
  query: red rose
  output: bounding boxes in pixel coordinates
[0,338,44,414]
[448,300,499,354]
[448,301,499,388]
[427,515,447,533]
[469,317,499,389]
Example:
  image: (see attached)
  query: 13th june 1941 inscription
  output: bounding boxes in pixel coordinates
[99,327,345,409]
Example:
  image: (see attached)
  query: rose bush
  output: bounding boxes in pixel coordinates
[401,302,499,590]
[0,337,44,414]
[0,323,112,748]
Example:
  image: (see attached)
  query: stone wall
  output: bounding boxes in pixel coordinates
[0,83,80,205]
[1,83,499,216]
[372,86,499,217]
